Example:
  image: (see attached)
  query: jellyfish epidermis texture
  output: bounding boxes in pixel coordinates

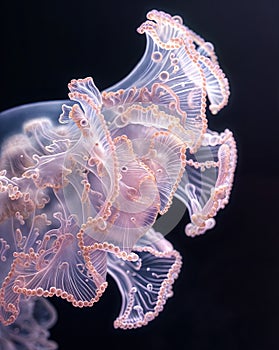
[0,9,237,345]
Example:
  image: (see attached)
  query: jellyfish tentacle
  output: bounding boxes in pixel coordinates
[197,55,230,115]
[175,129,237,237]
[108,228,182,329]
[66,77,120,221]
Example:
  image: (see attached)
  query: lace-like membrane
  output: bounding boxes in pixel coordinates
[0,9,236,335]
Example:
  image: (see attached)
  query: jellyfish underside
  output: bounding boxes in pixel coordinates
[0,9,236,347]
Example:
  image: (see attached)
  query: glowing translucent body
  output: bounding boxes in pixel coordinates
[0,297,57,349]
[0,9,237,344]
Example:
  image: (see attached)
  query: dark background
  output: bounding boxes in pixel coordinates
[1,0,279,349]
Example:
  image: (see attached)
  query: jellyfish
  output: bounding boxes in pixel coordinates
[0,8,237,347]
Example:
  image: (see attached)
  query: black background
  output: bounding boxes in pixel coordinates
[1,0,279,349]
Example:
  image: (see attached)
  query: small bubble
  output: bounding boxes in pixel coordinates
[147,283,153,291]
[80,119,88,127]
[159,71,169,81]
[117,105,124,113]
[152,51,163,62]
[172,15,183,24]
